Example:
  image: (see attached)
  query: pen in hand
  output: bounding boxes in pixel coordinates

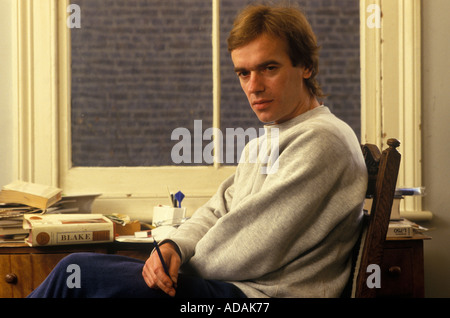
[152,238,175,287]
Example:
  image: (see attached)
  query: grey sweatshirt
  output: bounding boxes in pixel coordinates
[166,106,368,297]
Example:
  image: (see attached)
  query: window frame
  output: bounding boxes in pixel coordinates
[361,0,428,219]
[11,0,429,219]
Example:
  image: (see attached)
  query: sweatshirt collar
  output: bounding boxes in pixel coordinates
[264,106,330,132]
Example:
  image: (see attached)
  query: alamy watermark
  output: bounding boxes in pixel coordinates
[366,264,381,289]
[64,262,381,290]
[366,4,381,29]
[67,4,381,30]
[170,120,279,174]
[67,4,81,29]
[66,264,81,289]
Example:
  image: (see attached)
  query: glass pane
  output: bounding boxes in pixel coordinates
[219,0,361,161]
[70,0,212,167]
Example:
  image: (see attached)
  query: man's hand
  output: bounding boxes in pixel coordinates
[142,242,181,297]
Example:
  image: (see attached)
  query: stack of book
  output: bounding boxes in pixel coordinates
[0,181,107,246]
[0,181,63,243]
[386,187,428,238]
[0,204,40,243]
[387,218,428,238]
[0,180,110,246]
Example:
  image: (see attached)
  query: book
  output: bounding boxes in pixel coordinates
[47,193,102,214]
[387,219,414,237]
[0,181,62,210]
[0,204,41,237]
[0,233,28,244]
[0,221,29,235]
[23,213,114,246]
[395,187,425,196]
[386,218,428,238]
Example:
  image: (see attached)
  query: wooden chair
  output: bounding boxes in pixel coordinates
[345,138,401,298]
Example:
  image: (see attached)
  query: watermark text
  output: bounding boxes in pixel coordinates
[66,264,81,289]
[171,120,279,174]
[67,4,81,29]
[367,4,381,29]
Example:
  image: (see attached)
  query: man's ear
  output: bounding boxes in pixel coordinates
[302,66,313,79]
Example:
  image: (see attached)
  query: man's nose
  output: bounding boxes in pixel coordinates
[247,72,265,94]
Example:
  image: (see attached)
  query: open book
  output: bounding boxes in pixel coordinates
[0,180,62,210]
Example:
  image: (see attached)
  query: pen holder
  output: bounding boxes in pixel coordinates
[152,206,186,227]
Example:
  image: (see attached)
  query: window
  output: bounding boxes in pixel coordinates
[70,0,214,167]
[64,0,362,215]
[70,0,361,168]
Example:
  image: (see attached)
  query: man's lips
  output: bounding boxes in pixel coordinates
[252,99,273,110]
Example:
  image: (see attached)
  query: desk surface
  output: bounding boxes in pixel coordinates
[0,240,154,253]
[386,233,431,241]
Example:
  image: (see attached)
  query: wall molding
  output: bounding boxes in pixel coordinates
[360,0,427,218]
[15,0,59,187]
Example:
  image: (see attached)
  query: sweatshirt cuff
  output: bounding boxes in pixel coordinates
[158,239,182,259]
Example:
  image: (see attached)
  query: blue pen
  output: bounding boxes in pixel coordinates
[174,191,185,208]
[152,238,173,283]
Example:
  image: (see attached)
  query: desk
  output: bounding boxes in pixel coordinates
[0,242,152,298]
[1,236,429,298]
[378,235,429,298]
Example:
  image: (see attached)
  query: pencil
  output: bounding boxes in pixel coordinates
[152,238,172,281]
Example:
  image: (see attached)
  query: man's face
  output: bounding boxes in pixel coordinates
[231,33,314,124]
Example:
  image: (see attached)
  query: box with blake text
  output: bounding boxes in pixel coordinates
[23,213,114,246]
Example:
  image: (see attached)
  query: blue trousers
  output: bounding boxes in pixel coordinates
[27,252,247,298]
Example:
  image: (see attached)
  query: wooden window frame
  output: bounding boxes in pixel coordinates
[361,0,430,220]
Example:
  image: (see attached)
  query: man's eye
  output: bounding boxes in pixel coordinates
[237,71,250,77]
[266,66,277,71]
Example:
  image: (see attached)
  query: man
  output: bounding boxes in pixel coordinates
[29,4,367,298]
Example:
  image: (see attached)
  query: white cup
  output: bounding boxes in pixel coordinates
[152,205,186,227]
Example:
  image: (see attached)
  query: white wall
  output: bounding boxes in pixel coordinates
[0,0,14,187]
[421,0,450,298]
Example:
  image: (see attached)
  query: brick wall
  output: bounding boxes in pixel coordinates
[70,0,360,166]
